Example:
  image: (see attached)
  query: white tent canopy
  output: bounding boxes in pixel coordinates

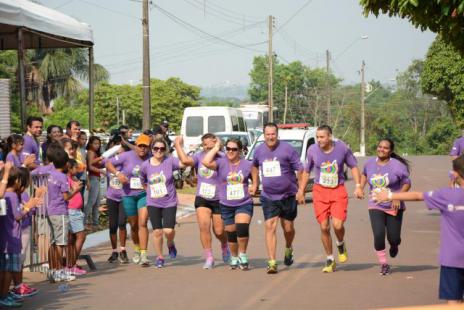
[0,0,93,49]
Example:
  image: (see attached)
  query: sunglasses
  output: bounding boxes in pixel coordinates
[152,147,166,152]
[137,144,149,148]
[226,147,239,152]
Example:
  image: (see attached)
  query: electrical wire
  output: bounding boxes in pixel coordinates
[274,0,314,34]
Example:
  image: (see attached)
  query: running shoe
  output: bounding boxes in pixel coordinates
[53,270,76,282]
[0,296,21,308]
[119,250,130,264]
[8,292,24,302]
[10,283,38,298]
[132,250,141,264]
[389,245,399,258]
[203,257,214,269]
[380,263,391,275]
[284,247,294,266]
[65,266,87,276]
[221,244,231,263]
[230,256,240,270]
[239,253,249,270]
[267,260,278,274]
[322,259,336,273]
[168,243,177,259]
[337,243,348,263]
[155,257,165,268]
[107,252,118,263]
[140,252,150,267]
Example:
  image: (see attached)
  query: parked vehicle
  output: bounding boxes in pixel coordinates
[239,104,276,130]
[215,131,253,155]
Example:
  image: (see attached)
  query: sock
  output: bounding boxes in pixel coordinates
[327,255,334,261]
[239,252,246,257]
[112,249,118,253]
[336,240,344,246]
[204,248,213,259]
[120,247,126,251]
[140,249,147,255]
[157,255,164,260]
[268,259,277,265]
[376,250,387,265]
[134,245,141,252]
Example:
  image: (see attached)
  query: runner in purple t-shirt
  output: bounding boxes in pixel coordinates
[360,138,411,276]
[140,137,184,268]
[298,125,363,273]
[22,116,43,169]
[250,123,303,274]
[202,138,253,270]
[106,134,150,265]
[174,133,229,269]
[375,155,464,304]
[449,134,464,159]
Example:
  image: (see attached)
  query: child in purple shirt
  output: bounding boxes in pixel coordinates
[375,155,464,304]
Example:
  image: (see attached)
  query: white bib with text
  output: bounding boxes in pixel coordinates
[130,177,143,190]
[150,183,168,198]
[262,160,281,177]
[199,182,216,199]
[226,183,245,200]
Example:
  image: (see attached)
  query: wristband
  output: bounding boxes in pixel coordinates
[1,180,7,185]
[387,191,393,200]
[355,183,361,187]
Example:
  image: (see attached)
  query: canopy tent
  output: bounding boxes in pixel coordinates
[0,0,96,129]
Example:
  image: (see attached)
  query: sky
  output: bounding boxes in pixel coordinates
[41,0,436,89]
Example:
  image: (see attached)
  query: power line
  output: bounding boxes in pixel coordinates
[190,0,262,21]
[274,0,314,34]
[77,0,140,20]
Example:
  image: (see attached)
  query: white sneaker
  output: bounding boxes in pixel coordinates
[53,270,76,282]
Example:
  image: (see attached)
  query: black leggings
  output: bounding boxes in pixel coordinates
[148,206,177,229]
[369,209,404,251]
[107,199,127,234]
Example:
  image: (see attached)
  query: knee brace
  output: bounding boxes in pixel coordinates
[236,223,249,238]
[227,231,238,243]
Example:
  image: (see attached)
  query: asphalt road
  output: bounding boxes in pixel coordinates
[22,156,454,310]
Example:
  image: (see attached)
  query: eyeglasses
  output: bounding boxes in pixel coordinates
[226,147,239,152]
[152,147,166,152]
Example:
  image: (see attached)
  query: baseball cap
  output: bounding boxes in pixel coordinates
[135,134,151,146]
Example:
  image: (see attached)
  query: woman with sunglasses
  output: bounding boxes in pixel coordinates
[174,133,230,269]
[202,138,253,270]
[360,138,411,275]
[106,134,151,265]
[140,137,182,268]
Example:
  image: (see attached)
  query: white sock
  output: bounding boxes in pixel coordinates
[336,240,344,246]
[327,255,334,261]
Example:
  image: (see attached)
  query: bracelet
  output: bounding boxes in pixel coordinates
[387,191,393,200]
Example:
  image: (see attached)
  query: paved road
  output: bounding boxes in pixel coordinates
[22,156,454,309]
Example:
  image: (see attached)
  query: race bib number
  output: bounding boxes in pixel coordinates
[109,176,122,190]
[130,177,143,190]
[262,160,281,177]
[150,183,168,198]
[226,183,245,200]
[319,171,338,188]
[199,182,216,199]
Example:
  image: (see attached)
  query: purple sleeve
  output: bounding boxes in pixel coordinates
[192,153,199,169]
[344,146,357,168]
[60,175,70,193]
[215,156,225,170]
[449,139,460,156]
[252,148,260,167]
[399,164,411,186]
[304,148,314,173]
[423,188,446,211]
[172,157,180,171]
[110,152,126,166]
[289,146,303,171]
[11,199,22,221]
[140,162,147,184]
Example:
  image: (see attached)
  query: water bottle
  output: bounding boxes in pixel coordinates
[58,283,69,293]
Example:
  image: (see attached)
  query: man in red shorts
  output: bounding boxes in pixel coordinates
[297,125,362,272]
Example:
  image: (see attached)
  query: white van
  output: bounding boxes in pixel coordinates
[181,106,247,153]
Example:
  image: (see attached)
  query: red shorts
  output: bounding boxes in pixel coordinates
[312,184,348,223]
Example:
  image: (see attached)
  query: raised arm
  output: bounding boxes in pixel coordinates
[201,139,220,170]
[174,136,195,166]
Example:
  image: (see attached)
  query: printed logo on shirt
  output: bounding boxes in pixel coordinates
[321,160,338,174]
[149,171,166,184]
[227,170,244,185]
[132,165,141,177]
[370,173,390,189]
[198,165,214,179]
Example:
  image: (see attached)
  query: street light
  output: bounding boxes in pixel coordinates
[335,35,369,60]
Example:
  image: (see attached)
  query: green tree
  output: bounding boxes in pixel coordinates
[360,0,464,53]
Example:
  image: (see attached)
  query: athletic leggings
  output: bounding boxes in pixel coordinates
[107,199,127,235]
[368,209,404,251]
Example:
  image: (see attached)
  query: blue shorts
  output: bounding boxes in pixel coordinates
[0,253,22,272]
[260,195,298,221]
[68,209,85,233]
[439,265,464,301]
[122,192,147,217]
[220,204,253,226]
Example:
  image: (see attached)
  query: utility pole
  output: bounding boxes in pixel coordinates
[283,81,288,124]
[360,60,366,157]
[142,0,151,131]
[116,97,120,126]
[268,15,274,122]
[326,49,331,125]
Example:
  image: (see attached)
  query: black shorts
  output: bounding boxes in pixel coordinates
[260,195,298,221]
[439,265,464,301]
[148,206,177,229]
[194,196,221,214]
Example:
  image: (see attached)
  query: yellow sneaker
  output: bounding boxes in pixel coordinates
[322,259,336,273]
[337,243,348,263]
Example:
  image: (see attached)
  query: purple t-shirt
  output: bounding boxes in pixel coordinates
[6,152,23,168]
[31,163,54,176]
[252,141,302,200]
[0,191,23,254]
[102,158,123,202]
[110,150,148,196]
[449,137,464,156]
[363,158,411,211]
[423,187,464,268]
[192,152,223,201]
[140,156,180,208]
[47,169,69,216]
[20,192,34,230]
[22,134,40,165]
[305,140,357,187]
[216,157,252,207]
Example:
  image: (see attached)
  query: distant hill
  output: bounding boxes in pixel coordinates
[200,83,249,100]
